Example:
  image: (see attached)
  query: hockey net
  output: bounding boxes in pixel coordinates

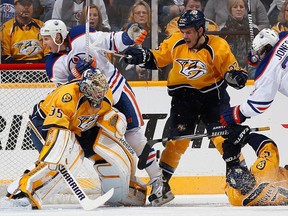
[0,63,101,204]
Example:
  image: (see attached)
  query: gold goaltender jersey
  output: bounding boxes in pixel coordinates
[152,32,240,92]
[225,143,288,206]
[1,18,50,61]
[39,80,114,136]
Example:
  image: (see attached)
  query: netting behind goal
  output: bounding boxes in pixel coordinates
[0,64,101,204]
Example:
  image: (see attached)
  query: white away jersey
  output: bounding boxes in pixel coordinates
[46,25,129,104]
[240,32,288,117]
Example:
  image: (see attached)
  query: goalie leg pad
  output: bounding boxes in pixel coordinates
[39,128,83,167]
[93,129,146,206]
[16,129,84,209]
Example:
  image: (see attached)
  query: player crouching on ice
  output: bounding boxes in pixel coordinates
[219,124,288,206]
[4,68,146,209]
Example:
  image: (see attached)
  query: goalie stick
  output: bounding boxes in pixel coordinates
[137,126,270,170]
[22,112,114,210]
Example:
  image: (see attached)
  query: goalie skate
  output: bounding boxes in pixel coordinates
[148,175,175,206]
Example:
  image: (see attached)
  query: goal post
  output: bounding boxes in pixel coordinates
[0,63,101,204]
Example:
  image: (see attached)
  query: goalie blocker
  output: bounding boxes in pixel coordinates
[9,127,146,209]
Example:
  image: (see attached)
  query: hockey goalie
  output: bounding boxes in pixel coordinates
[3,68,146,209]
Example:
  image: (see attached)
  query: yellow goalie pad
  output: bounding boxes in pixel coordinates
[39,128,83,166]
[93,128,146,206]
[96,109,127,139]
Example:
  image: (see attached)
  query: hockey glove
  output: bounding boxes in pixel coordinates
[246,49,260,67]
[225,124,250,146]
[220,105,247,126]
[124,47,152,65]
[122,23,147,45]
[226,165,256,195]
[71,57,97,79]
[224,69,248,90]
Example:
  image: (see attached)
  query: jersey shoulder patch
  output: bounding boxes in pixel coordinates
[62,93,72,102]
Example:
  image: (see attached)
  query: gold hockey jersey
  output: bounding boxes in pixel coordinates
[152,32,240,92]
[271,22,288,34]
[39,80,114,136]
[225,143,288,206]
[1,18,50,61]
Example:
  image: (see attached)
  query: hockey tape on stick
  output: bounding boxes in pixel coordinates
[22,112,114,210]
[137,126,270,170]
[85,0,90,60]
[247,0,254,43]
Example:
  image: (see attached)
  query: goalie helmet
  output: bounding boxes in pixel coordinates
[79,68,109,107]
[177,10,206,31]
[40,19,68,46]
[252,28,279,56]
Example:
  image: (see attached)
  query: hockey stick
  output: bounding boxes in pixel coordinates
[137,126,270,170]
[85,0,90,61]
[93,44,133,60]
[22,112,114,210]
[247,0,259,62]
[247,0,254,44]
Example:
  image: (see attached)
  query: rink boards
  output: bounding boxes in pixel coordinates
[1,81,288,194]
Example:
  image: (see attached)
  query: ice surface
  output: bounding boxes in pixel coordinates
[1,194,287,216]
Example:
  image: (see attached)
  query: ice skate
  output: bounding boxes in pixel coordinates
[148,175,175,206]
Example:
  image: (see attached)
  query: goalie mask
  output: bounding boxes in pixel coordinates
[252,28,279,59]
[79,68,109,108]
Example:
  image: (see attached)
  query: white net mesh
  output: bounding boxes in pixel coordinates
[0,66,101,204]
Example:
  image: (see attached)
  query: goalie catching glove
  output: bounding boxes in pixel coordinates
[224,69,248,90]
[122,23,147,45]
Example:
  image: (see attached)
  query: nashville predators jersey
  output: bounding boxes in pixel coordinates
[1,18,50,61]
[225,143,288,206]
[152,32,240,93]
[39,80,114,136]
[271,22,288,34]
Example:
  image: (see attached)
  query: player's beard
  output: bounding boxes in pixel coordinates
[17,11,32,24]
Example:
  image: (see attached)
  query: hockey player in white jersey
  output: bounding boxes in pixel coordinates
[39,19,168,206]
[220,28,286,125]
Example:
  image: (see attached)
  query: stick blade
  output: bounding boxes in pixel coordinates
[81,188,114,211]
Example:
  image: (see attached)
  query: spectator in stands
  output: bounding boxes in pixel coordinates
[158,0,185,31]
[271,0,288,33]
[1,0,50,63]
[105,0,135,31]
[267,0,285,26]
[79,3,110,31]
[32,0,55,22]
[52,0,110,30]
[117,0,154,81]
[204,0,270,30]
[0,0,15,25]
[219,0,259,79]
[164,0,219,36]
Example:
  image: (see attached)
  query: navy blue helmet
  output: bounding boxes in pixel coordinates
[177,10,206,30]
